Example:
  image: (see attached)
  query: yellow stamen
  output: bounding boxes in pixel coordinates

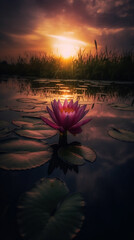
[60,107,74,113]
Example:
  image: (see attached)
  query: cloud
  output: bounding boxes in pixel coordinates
[0,0,134,56]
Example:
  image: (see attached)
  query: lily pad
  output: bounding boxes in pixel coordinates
[108,128,134,142]
[15,129,57,140]
[18,178,84,240]
[0,121,9,129]
[16,98,47,104]
[12,119,51,130]
[58,144,96,166]
[0,128,11,138]
[0,139,52,170]
[110,103,134,111]
[10,106,44,113]
[21,117,42,123]
[0,106,9,111]
[22,113,49,119]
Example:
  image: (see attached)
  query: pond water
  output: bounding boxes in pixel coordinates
[0,77,134,240]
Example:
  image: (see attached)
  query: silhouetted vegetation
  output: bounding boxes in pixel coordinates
[0,46,134,81]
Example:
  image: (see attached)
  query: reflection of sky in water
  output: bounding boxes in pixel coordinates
[0,77,134,240]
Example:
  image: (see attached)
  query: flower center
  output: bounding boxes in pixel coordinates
[61,107,74,114]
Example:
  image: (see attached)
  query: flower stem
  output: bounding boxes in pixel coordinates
[59,131,67,146]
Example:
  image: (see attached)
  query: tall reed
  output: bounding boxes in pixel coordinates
[0,44,133,81]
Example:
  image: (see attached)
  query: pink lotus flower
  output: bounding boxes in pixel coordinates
[41,99,91,135]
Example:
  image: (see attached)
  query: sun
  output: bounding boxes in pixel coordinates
[55,43,76,58]
[47,34,87,59]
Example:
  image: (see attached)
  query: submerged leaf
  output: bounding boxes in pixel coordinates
[18,178,84,240]
[108,128,134,142]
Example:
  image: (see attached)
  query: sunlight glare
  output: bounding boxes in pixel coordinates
[55,43,76,58]
[47,34,87,59]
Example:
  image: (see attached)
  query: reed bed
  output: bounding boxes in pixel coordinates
[0,46,134,81]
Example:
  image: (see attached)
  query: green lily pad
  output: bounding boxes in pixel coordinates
[0,106,9,111]
[72,145,96,162]
[16,98,47,104]
[12,120,34,128]
[12,119,51,130]
[0,121,9,129]
[18,178,84,240]
[108,128,134,142]
[110,103,134,111]
[22,113,49,119]
[22,115,42,120]
[0,128,11,138]
[0,139,52,170]
[58,144,96,166]
[21,117,42,123]
[15,129,57,140]
[10,106,44,113]
[58,146,84,166]
[0,139,48,152]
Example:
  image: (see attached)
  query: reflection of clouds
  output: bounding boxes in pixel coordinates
[75,140,134,202]
[75,166,103,198]
[86,104,134,119]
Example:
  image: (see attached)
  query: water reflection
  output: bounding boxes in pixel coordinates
[0,76,134,240]
[0,77,134,104]
[48,144,79,175]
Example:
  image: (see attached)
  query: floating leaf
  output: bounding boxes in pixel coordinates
[10,106,45,113]
[18,178,84,240]
[58,143,96,166]
[58,146,85,166]
[12,120,34,128]
[15,129,57,140]
[0,128,11,138]
[12,119,51,130]
[48,144,79,174]
[22,112,49,119]
[72,145,96,162]
[0,106,9,111]
[0,139,48,152]
[0,121,9,129]
[16,98,47,104]
[0,139,52,170]
[110,103,134,111]
[108,128,134,142]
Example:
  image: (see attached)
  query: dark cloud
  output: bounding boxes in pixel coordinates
[66,0,134,28]
[97,28,134,50]
[0,0,38,34]
[0,0,134,56]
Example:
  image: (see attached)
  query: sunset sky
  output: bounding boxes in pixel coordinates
[0,0,134,58]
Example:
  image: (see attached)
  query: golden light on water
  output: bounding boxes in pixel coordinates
[47,34,87,58]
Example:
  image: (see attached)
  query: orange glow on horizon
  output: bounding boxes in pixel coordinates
[47,34,87,58]
[54,43,77,58]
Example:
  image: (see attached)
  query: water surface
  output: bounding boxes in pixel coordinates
[0,77,134,240]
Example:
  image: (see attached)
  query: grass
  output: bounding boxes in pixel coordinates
[0,45,134,81]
